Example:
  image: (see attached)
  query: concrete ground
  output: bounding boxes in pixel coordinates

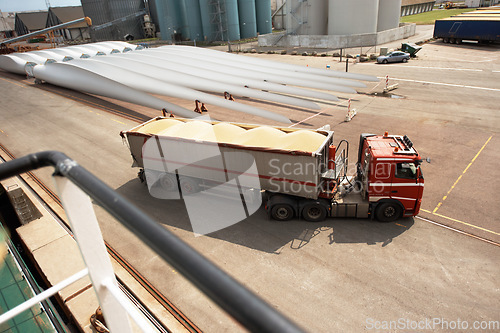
[0,34,498,332]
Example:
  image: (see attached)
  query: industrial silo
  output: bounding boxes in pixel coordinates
[255,0,272,35]
[328,0,379,35]
[226,0,241,40]
[155,0,183,40]
[237,0,257,39]
[198,0,214,41]
[285,0,327,35]
[377,0,401,32]
[180,0,204,41]
[199,0,240,42]
[81,0,146,41]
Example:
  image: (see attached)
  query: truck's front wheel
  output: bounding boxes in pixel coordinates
[271,204,294,221]
[375,202,402,222]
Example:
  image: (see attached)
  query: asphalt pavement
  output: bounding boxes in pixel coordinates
[0,35,498,332]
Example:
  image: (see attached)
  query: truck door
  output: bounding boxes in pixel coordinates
[368,159,393,199]
[392,162,421,214]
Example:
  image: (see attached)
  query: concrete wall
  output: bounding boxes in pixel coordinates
[258,23,416,48]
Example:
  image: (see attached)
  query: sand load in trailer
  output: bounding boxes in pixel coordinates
[121,117,334,200]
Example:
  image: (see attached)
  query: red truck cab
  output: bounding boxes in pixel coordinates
[357,133,424,221]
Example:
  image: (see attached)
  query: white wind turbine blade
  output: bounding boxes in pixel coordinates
[0,54,30,74]
[42,48,86,60]
[148,47,366,89]
[168,44,379,82]
[67,59,291,124]
[3,52,48,66]
[139,49,358,94]
[116,52,341,102]
[32,62,194,118]
[93,55,321,109]
[30,50,68,62]
[95,41,138,51]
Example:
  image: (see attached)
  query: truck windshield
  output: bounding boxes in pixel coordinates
[395,162,417,180]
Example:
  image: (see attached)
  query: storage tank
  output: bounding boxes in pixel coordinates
[180,0,204,41]
[237,0,257,38]
[198,0,214,41]
[377,0,401,32]
[328,0,379,35]
[199,0,240,41]
[286,0,327,35]
[155,0,183,40]
[226,0,241,40]
[255,0,272,34]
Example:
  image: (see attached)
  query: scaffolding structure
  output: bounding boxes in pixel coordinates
[286,0,308,35]
[209,0,228,41]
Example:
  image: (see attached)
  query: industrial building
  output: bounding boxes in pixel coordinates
[0,11,15,39]
[14,11,48,36]
[80,0,147,41]
[46,6,91,42]
[465,0,500,6]
[261,0,416,49]
[400,0,436,17]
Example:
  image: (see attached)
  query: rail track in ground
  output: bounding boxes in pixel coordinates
[0,143,202,333]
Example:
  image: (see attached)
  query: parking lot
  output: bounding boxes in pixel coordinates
[0,38,498,331]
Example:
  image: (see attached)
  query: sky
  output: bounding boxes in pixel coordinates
[0,0,81,12]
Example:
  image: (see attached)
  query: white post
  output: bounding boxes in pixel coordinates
[53,176,133,333]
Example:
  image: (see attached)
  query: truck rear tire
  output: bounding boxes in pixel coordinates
[271,204,294,221]
[443,37,449,43]
[302,203,327,222]
[375,202,402,222]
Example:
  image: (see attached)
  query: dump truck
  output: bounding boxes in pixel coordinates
[121,117,424,222]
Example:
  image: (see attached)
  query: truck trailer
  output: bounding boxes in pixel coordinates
[121,117,424,222]
[434,16,500,44]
